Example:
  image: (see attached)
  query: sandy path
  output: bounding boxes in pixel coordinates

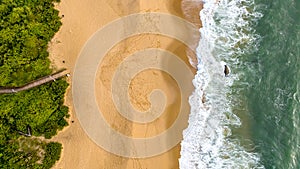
[49,0,202,168]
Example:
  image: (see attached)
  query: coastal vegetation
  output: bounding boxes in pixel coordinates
[0,0,68,168]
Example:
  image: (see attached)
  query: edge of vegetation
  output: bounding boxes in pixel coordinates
[0,0,69,168]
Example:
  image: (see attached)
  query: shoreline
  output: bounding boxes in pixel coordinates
[49,0,202,168]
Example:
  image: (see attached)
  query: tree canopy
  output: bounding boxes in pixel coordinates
[0,0,69,168]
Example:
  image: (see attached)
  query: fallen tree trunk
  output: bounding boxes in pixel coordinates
[0,69,69,94]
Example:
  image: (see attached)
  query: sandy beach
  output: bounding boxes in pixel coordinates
[49,0,202,168]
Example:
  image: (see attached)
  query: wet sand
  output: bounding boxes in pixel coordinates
[49,0,202,168]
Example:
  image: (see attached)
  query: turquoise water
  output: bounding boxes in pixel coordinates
[180,0,300,168]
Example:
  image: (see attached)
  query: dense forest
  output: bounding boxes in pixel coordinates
[0,0,69,168]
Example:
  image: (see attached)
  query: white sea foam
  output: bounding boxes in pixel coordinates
[180,0,264,168]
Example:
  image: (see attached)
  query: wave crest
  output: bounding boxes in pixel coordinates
[180,0,264,168]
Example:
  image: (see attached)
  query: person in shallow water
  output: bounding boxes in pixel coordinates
[224,65,230,77]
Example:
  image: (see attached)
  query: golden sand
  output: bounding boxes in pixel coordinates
[49,0,202,168]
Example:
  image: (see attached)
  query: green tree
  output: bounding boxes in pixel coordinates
[0,0,68,168]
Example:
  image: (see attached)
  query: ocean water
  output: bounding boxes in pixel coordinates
[180,0,300,168]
